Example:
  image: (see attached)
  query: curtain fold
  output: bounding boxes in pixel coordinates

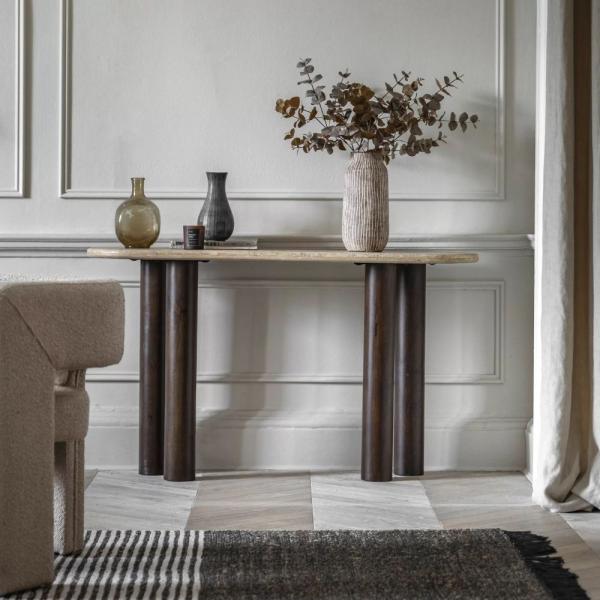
[533,0,599,511]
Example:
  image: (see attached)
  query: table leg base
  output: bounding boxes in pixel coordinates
[361,263,426,482]
[164,261,198,482]
[394,265,426,477]
[361,264,396,482]
[139,261,165,476]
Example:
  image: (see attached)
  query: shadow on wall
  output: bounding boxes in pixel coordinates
[387,91,502,192]
[194,286,270,470]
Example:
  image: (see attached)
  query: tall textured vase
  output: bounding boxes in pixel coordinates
[198,172,235,241]
[342,152,389,252]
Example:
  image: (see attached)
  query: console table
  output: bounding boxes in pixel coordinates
[87,248,478,482]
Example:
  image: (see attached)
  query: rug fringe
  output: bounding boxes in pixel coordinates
[505,531,590,600]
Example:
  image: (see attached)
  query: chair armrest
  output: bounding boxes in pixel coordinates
[0,281,125,370]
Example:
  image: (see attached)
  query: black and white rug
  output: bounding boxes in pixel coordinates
[4,529,588,599]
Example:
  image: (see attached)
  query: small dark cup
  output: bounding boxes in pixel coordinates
[183,225,205,250]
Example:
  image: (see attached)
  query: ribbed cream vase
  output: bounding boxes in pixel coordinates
[342,152,389,252]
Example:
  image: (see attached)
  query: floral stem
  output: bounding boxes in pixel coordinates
[304,70,328,125]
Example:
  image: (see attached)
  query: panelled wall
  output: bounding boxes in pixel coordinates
[0,0,535,469]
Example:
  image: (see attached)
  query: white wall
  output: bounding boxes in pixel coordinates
[0,0,536,470]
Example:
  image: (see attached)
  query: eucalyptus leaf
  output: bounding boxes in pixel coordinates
[275,59,478,161]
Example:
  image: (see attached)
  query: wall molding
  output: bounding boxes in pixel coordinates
[0,0,25,198]
[85,279,504,386]
[0,233,534,258]
[58,0,505,201]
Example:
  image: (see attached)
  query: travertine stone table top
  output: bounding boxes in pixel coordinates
[87,247,478,265]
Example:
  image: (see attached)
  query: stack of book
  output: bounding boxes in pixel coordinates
[169,237,258,250]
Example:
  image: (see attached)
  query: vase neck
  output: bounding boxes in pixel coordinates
[206,172,227,197]
[352,152,382,164]
[130,177,146,199]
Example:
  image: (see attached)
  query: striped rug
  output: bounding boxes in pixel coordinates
[3,529,588,599]
[8,530,203,600]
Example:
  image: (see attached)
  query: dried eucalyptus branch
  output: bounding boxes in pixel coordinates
[275,58,479,164]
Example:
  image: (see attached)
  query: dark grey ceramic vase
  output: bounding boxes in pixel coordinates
[198,172,234,241]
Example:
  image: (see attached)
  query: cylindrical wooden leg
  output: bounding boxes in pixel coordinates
[164,261,198,482]
[394,264,426,476]
[139,260,165,475]
[362,264,397,482]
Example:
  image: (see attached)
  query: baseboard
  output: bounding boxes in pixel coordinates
[524,418,533,481]
[86,412,528,471]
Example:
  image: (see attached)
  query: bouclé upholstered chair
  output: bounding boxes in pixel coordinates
[0,280,124,595]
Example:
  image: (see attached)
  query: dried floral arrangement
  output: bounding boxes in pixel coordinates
[275,58,479,164]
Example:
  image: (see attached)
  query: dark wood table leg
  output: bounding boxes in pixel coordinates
[394,264,426,476]
[139,260,165,475]
[164,261,198,481]
[362,263,397,482]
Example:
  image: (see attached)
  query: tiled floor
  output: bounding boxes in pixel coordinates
[85,470,600,598]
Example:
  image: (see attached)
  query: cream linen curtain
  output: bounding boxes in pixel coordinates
[533,0,599,510]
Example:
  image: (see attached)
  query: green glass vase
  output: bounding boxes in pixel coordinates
[115,178,160,248]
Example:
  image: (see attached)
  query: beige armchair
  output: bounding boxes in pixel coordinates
[0,280,124,595]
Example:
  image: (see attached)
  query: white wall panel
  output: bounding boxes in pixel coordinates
[91,280,503,385]
[61,0,503,200]
[0,0,23,196]
[0,237,533,470]
[0,0,536,470]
